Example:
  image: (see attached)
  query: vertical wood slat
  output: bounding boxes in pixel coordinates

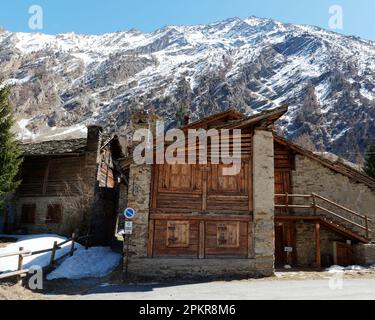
[70,233,76,256]
[147,219,155,257]
[199,221,205,259]
[201,166,208,212]
[151,165,159,209]
[17,247,24,285]
[248,137,253,211]
[42,159,51,195]
[49,241,58,267]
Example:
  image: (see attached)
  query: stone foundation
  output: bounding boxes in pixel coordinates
[127,258,264,280]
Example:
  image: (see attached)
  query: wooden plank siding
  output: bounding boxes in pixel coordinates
[18,156,84,197]
[149,130,253,258]
[274,141,294,215]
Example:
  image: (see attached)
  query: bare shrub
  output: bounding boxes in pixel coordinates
[57,175,94,236]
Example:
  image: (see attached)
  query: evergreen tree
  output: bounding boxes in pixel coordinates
[0,83,22,209]
[363,140,375,179]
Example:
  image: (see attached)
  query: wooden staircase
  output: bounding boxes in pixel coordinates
[275,193,371,243]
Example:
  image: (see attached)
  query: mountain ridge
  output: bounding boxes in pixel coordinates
[1,16,374,162]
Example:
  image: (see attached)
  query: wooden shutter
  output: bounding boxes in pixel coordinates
[46,204,63,223]
[217,222,240,248]
[21,204,36,224]
[166,221,190,248]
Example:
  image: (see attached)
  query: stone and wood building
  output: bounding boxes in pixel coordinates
[7,106,375,278]
[7,126,124,244]
[119,106,375,279]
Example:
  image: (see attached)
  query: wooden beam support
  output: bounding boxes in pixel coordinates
[198,221,205,259]
[315,221,321,269]
[147,219,155,257]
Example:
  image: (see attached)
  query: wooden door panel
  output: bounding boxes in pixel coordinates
[336,243,353,266]
[205,221,248,257]
[153,161,251,213]
[153,220,199,257]
[274,221,296,267]
[157,164,202,193]
[208,162,248,194]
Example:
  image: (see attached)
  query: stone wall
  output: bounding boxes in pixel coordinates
[292,155,375,240]
[295,222,345,267]
[353,244,375,265]
[16,196,82,236]
[126,164,152,257]
[252,129,275,275]
[128,258,259,281]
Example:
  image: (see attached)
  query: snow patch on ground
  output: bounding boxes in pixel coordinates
[47,247,121,280]
[0,234,82,272]
[327,265,374,273]
[1,234,120,280]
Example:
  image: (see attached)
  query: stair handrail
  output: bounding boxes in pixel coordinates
[275,193,371,240]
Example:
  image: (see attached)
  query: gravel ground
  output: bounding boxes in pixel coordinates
[72,278,375,300]
[2,268,375,300]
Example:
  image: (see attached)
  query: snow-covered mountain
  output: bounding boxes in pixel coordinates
[1,16,374,161]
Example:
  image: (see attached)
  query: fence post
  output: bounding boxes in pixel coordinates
[312,193,317,216]
[70,233,76,256]
[85,234,90,250]
[17,247,24,286]
[365,216,369,239]
[49,241,58,267]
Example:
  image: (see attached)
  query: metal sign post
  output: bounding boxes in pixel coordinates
[122,208,135,281]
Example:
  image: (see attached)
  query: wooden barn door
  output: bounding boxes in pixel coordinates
[335,242,354,266]
[274,221,296,267]
[274,170,291,215]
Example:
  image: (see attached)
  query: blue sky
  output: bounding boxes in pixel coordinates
[1,0,375,40]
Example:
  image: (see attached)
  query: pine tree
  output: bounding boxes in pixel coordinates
[0,83,22,209]
[363,140,375,179]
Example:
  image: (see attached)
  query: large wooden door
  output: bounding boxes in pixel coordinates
[153,161,251,213]
[335,242,353,266]
[274,221,296,267]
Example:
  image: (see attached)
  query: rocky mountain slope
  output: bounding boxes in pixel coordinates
[1,16,374,161]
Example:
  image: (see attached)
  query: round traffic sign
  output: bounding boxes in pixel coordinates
[124,207,136,219]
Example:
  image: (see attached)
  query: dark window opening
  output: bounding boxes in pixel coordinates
[46,204,63,223]
[21,204,36,224]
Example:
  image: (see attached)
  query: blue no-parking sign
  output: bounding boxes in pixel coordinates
[124,207,136,219]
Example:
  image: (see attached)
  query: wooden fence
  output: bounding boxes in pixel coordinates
[0,234,93,284]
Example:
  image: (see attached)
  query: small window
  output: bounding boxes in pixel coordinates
[21,204,36,224]
[46,204,63,223]
[217,222,240,248]
[166,221,190,248]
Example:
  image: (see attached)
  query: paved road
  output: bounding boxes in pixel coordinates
[56,278,375,300]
